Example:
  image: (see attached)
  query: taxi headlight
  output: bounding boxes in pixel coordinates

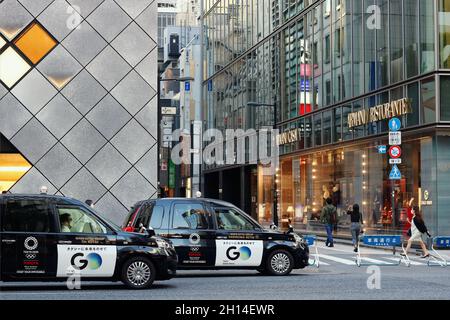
[292,233,306,248]
[156,239,174,252]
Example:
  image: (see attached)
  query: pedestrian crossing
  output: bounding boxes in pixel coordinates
[308,252,438,267]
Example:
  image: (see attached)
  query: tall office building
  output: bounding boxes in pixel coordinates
[202,0,450,236]
[0,0,158,224]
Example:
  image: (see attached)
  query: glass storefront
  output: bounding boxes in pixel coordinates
[266,133,438,236]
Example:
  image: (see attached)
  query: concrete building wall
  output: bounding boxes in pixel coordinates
[0,0,158,224]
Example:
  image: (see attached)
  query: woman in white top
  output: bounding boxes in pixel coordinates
[401,207,430,258]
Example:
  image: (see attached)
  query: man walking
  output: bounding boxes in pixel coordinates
[321,197,337,247]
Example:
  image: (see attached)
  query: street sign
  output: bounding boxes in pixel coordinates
[389,117,401,132]
[377,145,387,154]
[389,164,402,180]
[434,237,450,248]
[363,235,402,247]
[185,81,190,92]
[389,146,402,159]
[389,159,402,164]
[389,131,402,145]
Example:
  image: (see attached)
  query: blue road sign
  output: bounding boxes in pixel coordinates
[377,145,387,154]
[389,118,401,132]
[303,235,316,246]
[389,164,402,180]
[435,237,450,248]
[185,81,190,91]
[363,235,402,247]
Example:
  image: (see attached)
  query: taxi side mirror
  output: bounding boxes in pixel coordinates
[138,224,156,237]
[147,227,156,237]
[286,225,294,234]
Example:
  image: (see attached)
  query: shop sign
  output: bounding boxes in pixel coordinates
[422,190,432,206]
[389,159,402,165]
[161,107,177,115]
[389,131,402,146]
[389,146,402,159]
[168,159,176,189]
[276,128,300,145]
[347,98,412,129]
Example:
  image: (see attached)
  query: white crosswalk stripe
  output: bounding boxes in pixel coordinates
[308,259,330,266]
[312,253,429,266]
[384,257,426,266]
[357,257,396,265]
[318,254,355,265]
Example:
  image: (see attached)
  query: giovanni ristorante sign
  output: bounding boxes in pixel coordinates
[347,97,412,129]
[277,98,413,146]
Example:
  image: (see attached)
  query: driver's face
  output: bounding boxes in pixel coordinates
[64,217,72,227]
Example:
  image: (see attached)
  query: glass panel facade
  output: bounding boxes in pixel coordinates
[204,1,450,235]
[204,0,438,137]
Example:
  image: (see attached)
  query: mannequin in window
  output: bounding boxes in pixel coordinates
[332,183,341,208]
[372,186,382,225]
[322,185,330,206]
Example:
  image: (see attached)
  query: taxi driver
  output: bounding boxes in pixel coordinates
[60,213,73,232]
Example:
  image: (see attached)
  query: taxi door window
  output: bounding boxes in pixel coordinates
[149,206,164,229]
[133,205,164,230]
[172,203,209,230]
[57,206,108,234]
[123,206,140,229]
[214,208,257,231]
[2,200,55,233]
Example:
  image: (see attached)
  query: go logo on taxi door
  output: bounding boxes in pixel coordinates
[226,246,252,261]
[70,253,103,270]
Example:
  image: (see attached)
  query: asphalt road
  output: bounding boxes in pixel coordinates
[1,242,449,300]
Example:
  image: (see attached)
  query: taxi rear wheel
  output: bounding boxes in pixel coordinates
[121,257,156,289]
[266,250,294,276]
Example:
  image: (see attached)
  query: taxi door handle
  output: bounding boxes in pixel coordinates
[217,236,227,239]
[171,234,183,239]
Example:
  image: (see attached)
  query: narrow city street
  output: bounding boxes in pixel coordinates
[2,242,449,300]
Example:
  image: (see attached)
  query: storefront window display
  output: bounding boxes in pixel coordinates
[275,135,432,236]
[257,165,275,225]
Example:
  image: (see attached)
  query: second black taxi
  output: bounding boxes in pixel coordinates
[123,198,309,276]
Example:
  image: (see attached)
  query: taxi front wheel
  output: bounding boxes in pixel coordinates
[266,250,294,276]
[121,256,156,289]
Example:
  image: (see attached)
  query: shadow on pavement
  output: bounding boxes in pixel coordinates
[175,272,309,279]
[0,282,174,292]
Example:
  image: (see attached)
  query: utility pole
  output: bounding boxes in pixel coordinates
[191,0,204,196]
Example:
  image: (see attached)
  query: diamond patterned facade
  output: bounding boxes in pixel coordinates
[0,0,158,224]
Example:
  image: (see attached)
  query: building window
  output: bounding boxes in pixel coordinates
[440,76,450,121]
[421,77,436,124]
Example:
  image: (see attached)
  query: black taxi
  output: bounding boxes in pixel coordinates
[0,194,177,289]
[122,198,309,276]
